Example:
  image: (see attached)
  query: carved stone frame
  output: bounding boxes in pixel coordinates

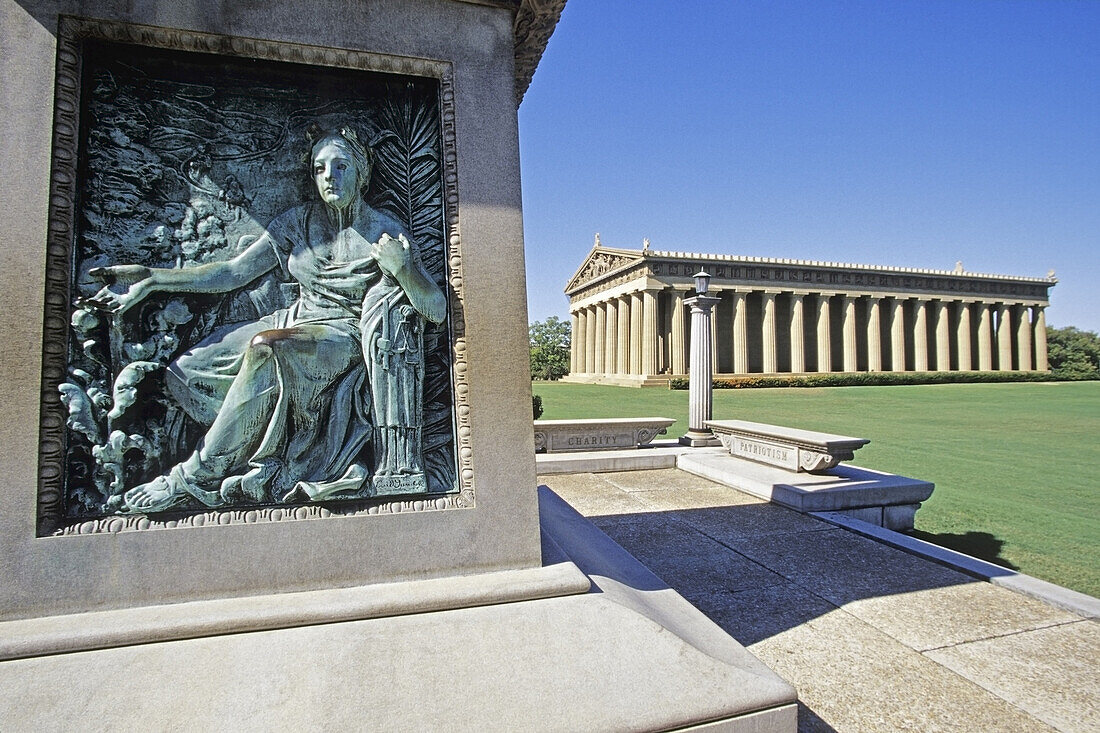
[37,17,473,536]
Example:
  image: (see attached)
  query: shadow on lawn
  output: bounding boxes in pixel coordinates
[907,529,1020,571]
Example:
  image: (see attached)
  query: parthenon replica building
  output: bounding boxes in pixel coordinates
[564,239,1056,386]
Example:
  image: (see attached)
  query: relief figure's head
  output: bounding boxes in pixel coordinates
[306,124,373,211]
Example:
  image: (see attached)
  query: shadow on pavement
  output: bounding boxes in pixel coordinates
[907,529,1020,571]
[585,502,986,645]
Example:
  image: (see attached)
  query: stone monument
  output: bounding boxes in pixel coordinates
[0,1,796,728]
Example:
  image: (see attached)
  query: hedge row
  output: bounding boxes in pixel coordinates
[667,370,1058,390]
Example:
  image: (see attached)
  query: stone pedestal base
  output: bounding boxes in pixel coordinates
[0,488,797,731]
[680,430,723,447]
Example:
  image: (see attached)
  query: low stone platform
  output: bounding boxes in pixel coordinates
[679,449,933,531]
[540,468,1100,732]
[534,417,675,452]
[0,487,797,732]
[538,445,933,531]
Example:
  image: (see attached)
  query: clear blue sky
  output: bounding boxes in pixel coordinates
[518,0,1100,332]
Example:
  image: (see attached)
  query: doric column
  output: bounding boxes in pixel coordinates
[642,289,659,375]
[604,298,618,375]
[732,290,748,374]
[933,301,950,372]
[629,292,643,374]
[816,293,832,373]
[889,298,906,371]
[711,293,720,372]
[584,305,597,374]
[956,302,972,371]
[997,303,1013,370]
[1034,306,1049,372]
[841,295,857,372]
[593,302,607,374]
[616,295,630,375]
[762,291,778,373]
[913,299,929,372]
[866,297,882,372]
[977,303,993,371]
[670,290,686,374]
[789,292,805,373]
[1016,304,1032,371]
[569,311,580,374]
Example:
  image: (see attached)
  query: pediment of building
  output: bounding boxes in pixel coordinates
[564,246,644,293]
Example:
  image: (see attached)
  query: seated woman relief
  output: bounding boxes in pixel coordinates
[75,125,448,514]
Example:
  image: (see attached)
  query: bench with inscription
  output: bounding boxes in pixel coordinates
[534,418,676,453]
[705,419,869,473]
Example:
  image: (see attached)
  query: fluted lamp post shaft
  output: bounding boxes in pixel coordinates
[680,270,722,446]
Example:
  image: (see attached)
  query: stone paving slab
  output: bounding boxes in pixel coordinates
[842,582,1081,652]
[534,472,654,516]
[664,501,831,540]
[632,484,764,511]
[599,467,736,494]
[722,526,971,607]
[751,607,1058,733]
[925,620,1100,733]
[670,581,839,649]
[592,514,786,598]
[539,469,1100,732]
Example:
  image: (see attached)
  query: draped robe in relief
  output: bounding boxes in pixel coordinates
[163,201,426,503]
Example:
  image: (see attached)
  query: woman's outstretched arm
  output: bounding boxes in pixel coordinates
[85,234,280,315]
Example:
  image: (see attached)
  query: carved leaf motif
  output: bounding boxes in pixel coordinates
[371,95,444,281]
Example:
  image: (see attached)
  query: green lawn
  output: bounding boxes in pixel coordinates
[533,380,1100,598]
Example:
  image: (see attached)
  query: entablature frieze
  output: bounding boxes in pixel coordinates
[633,259,1051,304]
[568,271,663,311]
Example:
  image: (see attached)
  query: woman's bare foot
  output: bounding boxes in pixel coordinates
[123,474,188,513]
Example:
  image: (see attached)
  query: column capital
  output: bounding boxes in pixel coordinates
[684,294,721,310]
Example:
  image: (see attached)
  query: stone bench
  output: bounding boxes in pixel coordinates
[705,419,870,473]
[534,418,675,453]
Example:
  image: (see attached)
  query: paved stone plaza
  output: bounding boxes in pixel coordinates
[540,468,1099,732]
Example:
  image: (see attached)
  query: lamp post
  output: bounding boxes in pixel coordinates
[680,270,722,446]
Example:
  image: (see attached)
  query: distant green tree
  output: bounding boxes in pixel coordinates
[1047,326,1100,380]
[530,316,571,381]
